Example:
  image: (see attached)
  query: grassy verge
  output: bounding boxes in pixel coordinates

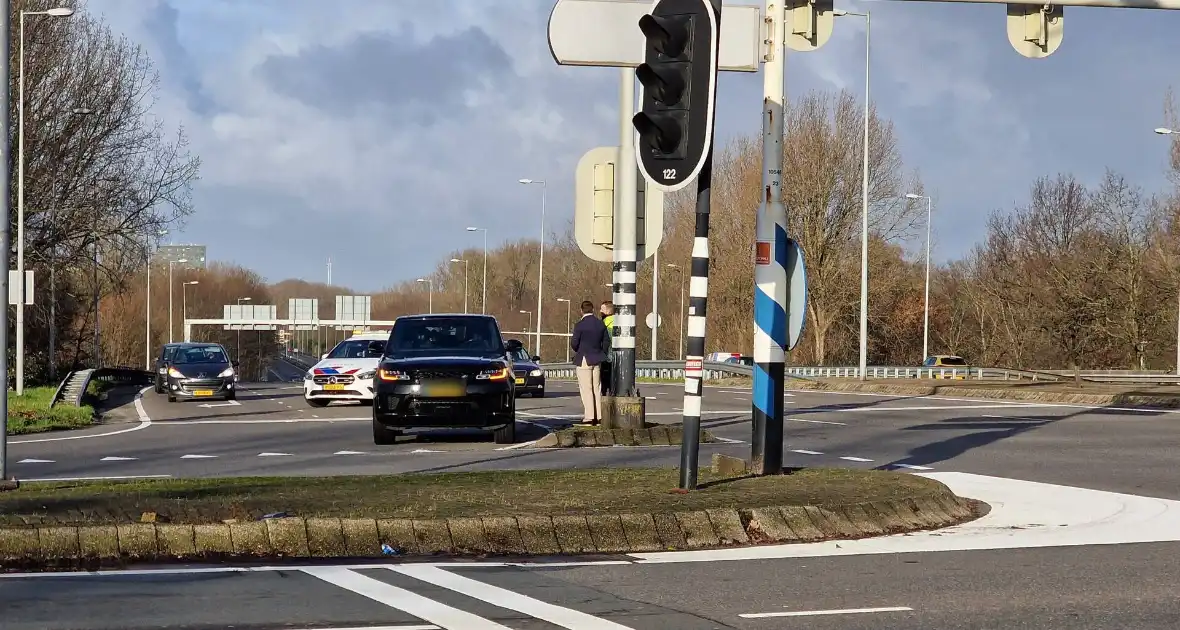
[0,467,946,527]
[5,386,94,435]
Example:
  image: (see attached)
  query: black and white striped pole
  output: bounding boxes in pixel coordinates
[633,0,722,490]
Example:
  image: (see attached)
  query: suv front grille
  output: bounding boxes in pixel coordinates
[412,368,473,379]
[314,375,355,385]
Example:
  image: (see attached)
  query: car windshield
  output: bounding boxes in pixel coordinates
[508,348,530,362]
[173,346,228,364]
[327,339,385,359]
[387,317,502,357]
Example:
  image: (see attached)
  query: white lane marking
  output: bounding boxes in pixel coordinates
[21,474,172,482]
[740,606,912,618]
[840,456,873,462]
[390,565,634,629]
[644,396,658,400]
[832,404,1048,412]
[302,566,512,629]
[981,414,1049,421]
[0,560,637,579]
[714,436,744,443]
[787,417,846,426]
[411,449,445,454]
[790,449,823,455]
[892,464,933,471]
[257,452,292,457]
[100,456,137,461]
[629,471,1180,563]
[154,417,368,425]
[11,386,154,444]
[179,454,218,459]
[196,400,241,408]
[334,450,366,455]
[16,458,54,463]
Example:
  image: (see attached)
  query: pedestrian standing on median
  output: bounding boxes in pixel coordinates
[599,300,615,396]
[571,299,609,424]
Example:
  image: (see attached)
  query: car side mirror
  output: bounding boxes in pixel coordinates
[532,355,541,362]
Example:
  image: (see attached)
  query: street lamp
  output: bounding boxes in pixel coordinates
[466,226,488,314]
[666,264,686,361]
[417,278,434,313]
[519,178,547,357]
[236,297,252,361]
[182,281,199,339]
[835,8,871,381]
[1155,127,1180,374]
[15,6,76,394]
[556,298,572,363]
[168,258,188,343]
[519,310,533,340]
[906,193,934,362]
[450,258,469,313]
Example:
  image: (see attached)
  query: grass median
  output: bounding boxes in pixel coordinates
[0,467,948,527]
[5,386,94,435]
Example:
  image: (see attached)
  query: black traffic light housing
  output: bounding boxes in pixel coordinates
[632,0,720,193]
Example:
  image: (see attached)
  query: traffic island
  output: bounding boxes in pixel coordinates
[532,423,718,447]
[0,467,985,570]
[794,378,1180,408]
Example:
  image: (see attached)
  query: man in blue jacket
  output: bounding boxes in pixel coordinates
[570,299,609,424]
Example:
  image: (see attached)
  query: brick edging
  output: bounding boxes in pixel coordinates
[792,380,1180,408]
[0,491,982,567]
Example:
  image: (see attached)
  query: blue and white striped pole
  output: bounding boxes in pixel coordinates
[751,0,787,475]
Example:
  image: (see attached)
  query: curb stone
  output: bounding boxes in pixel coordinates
[0,491,983,567]
[791,380,1180,408]
[534,427,717,448]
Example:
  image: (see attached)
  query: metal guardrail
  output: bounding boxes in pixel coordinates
[50,366,154,408]
[542,360,753,381]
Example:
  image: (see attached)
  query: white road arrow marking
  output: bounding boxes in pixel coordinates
[100,456,137,461]
[257,452,292,457]
[180,454,218,459]
[17,458,54,463]
[197,400,241,408]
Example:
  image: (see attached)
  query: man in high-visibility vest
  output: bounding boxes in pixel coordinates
[599,301,615,396]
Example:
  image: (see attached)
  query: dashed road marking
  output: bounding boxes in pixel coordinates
[179,454,218,459]
[740,606,913,619]
[892,464,934,471]
[840,456,873,462]
[16,458,54,463]
[257,452,293,457]
[100,456,137,461]
[790,449,823,455]
[787,417,846,426]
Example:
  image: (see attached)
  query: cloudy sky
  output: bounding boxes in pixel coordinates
[88,0,1179,292]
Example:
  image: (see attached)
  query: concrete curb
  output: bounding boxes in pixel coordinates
[533,426,717,448]
[0,491,982,567]
[792,380,1180,408]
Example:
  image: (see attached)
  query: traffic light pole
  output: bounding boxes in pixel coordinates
[612,67,639,399]
[751,0,787,476]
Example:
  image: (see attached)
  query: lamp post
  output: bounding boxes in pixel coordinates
[16,6,76,394]
[666,264,686,360]
[556,298,572,363]
[417,278,434,313]
[519,178,547,357]
[236,297,252,361]
[1155,127,1180,374]
[466,226,488,313]
[519,309,533,341]
[906,193,934,362]
[835,8,871,381]
[450,258,469,313]
[168,258,188,343]
[182,281,199,339]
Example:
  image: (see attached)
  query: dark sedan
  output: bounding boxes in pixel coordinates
[161,343,239,402]
[372,314,516,445]
[505,339,545,397]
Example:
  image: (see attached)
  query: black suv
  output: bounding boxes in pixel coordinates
[159,342,239,402]
[372,314,516,445]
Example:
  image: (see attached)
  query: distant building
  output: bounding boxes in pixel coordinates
[155,244,207,270]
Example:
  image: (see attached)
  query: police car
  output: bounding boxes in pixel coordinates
[303,330,388,407]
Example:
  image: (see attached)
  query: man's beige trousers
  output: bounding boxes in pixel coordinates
[575,358,602,422]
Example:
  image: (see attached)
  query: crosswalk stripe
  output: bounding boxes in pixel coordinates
[301,567,511,629]
[390,565,634,629]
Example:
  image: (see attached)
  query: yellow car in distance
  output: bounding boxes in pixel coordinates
[922,354,969,379]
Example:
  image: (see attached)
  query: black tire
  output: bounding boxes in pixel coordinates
[306,398,329,408]
[493,419,517,444]
[167,395,176,403]
[373,416,399,445]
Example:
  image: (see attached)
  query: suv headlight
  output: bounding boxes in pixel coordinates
[529,369,542,377]
[378,369,409,381]
[476,367,509,381]
[167,367,184,379]
[218,367,235,378]
[356,370,376,380]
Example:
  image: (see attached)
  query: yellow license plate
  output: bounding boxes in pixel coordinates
[423,380,465,397]
[193,390,214,397]
[514,378,525,385]
[324,384,345,391]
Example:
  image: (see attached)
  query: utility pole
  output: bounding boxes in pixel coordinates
[611,67,639,399]
[751,0,787,476]
[1,0,13,485]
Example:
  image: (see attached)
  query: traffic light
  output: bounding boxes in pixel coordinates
[632,0,720,193]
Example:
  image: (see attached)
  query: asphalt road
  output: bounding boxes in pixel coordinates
[8,360,1180,628]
